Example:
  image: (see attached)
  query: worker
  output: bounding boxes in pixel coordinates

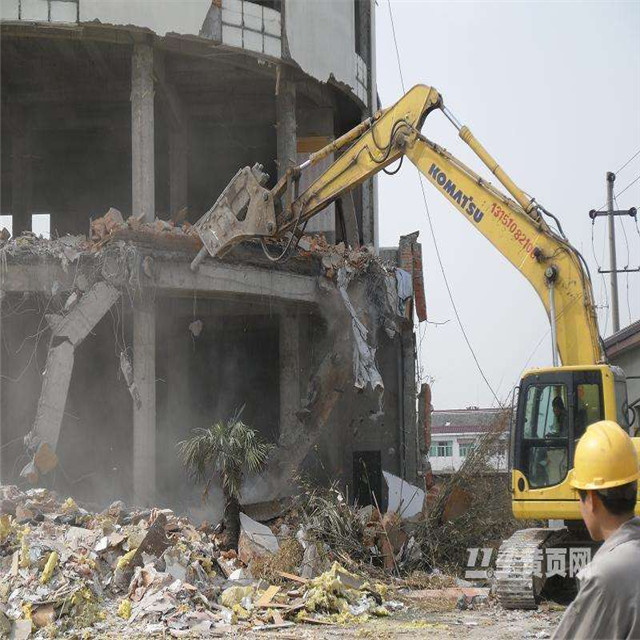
[552,420,640,640]
[548,395,567,437]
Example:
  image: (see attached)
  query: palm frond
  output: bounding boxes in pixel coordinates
[177,409,272,502]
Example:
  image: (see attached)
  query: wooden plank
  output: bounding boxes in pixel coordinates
[277,571,308,584]
[255,585,280,607]
[298,616,334,625]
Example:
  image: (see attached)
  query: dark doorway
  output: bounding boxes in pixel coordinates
[353,450,384,510]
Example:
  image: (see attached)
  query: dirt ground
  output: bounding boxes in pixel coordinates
[225,598,565,639]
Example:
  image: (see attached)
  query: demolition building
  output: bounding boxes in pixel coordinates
[0,1,427,519]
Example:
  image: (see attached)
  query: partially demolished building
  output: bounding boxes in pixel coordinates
[0,1,427,519]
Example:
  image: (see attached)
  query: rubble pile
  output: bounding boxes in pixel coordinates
[0,485,405,637]
[296,481,427,577]
[89,208,197,245]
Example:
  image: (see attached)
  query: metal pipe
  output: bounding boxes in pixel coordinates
[548,280,559,367]
[455,124,535,215]
[442,105,463,131]
[303,115,377,169]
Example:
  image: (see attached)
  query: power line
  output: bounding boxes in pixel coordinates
[386,0,501,406]
[386,0,406,92]
[615,174,640,200]
[591,173,640,213]
[615,148,640,175]
[614,195,633,325]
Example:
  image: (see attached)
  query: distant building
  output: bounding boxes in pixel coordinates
[605,320,640,432]
[429,407,510,475]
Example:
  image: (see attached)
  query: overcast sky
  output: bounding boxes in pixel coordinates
[375,0,640,409]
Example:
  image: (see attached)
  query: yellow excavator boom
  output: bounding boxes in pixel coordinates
[193,84,603,367]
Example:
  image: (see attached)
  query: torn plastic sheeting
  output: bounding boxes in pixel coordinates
[383,471,426,519]
[395,269,413,317]
[337,267,384,392]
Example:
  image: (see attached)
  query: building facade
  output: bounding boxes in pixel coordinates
[605,320,640,432]
[429,407,509,475]
[0,1,425,520]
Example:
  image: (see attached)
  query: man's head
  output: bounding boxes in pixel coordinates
[570,420,639,540]
[578,482,637,540]
[552,395,565,418]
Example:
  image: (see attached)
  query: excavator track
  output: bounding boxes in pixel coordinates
[495,527,568,609]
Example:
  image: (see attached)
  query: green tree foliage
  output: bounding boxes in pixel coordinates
[178,410,272,547]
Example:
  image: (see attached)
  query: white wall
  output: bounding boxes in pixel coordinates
[285,0,367,103]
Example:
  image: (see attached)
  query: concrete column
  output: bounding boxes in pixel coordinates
[131,44,155,221]
[279,311,301,446]
[11,111,32,236]
[276,66,297,179]
[297,107,335,241]
[362,178,375,246]
[401,327,418,483]
[0,291,3,482]
[169,128,188,219]
[133,297,156,506]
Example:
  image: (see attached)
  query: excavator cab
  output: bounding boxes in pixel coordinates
[511,364,630,521]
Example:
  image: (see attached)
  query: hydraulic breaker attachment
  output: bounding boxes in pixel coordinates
[190,163,276,269]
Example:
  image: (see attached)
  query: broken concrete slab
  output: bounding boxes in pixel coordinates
[238,512,279,566]
[28,282,122,464]
[47,281,120,346]
[31,340,74,452]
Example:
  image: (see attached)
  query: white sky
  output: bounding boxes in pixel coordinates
[375,0,640,410]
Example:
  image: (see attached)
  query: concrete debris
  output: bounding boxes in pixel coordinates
[0,485,410,636]
[24,281,122,475]
[238,512,279,566]
[47,281,120,347]
[90,207,195,244]
[119,351,142,410]
[90,207,125,241]
[188,319,203,338]
[30,340,74,453]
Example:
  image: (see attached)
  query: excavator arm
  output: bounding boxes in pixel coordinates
[192,86,636,603]
[192,84,603,366]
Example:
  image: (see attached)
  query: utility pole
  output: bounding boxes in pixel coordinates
[606,171,620,333]
[589,176,638,334]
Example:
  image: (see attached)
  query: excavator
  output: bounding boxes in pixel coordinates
[190,85,639,608]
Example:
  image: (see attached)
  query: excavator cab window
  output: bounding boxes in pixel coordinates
[615,378,630,430]
[515,370,605,489]
[522,383,569,488]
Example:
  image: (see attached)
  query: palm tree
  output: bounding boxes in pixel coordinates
[178,410,272,548]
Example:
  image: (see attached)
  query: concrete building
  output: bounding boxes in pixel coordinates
[429,407,509,475]
[605,320,640,431]
[0,1,426,520]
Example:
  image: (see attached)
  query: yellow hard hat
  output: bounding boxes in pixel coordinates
[571,420,639,490]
